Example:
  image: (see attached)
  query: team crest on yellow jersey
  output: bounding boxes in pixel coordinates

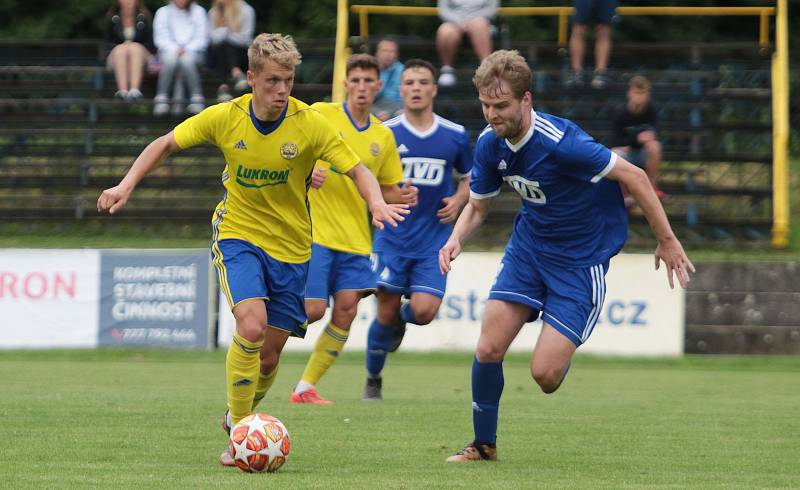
[370,143,380,157]
[280,142,298,160]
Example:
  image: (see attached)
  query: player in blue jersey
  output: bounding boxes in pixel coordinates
[439,50,695,462]
[363,59,473,401]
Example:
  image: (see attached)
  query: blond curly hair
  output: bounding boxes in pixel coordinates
[248,33,302,72]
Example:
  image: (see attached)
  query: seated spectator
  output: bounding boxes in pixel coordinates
[372,38,403,121]
[567,0,617,89]
[436,0,497,87]
[208,0,256,102]
[152,0,209,116]
[611,75,664,202]
[105,0,156,101]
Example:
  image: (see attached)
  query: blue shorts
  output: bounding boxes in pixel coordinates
[374,251,447,298]
[212,238,309,338]
[574,0,618,25]
[305,243,376,303]
[489,251,609,347]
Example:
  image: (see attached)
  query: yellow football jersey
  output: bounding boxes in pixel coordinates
[309,102,403,255]
[173,94,360,263]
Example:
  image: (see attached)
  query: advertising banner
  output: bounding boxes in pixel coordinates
[98,250,214,348]
[219,253,684,356]
[0,249,100,348]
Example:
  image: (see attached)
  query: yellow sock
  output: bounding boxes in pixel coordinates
[226,332,263,425]
[251,363,279,411]
[300,322,349,386]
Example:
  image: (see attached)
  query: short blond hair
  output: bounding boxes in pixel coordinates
[248,33,302,72]
[472,50,532,99]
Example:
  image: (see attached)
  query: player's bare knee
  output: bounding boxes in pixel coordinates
[412,305,438,325]
[235,315,267,343]
[475,342,505,363]
[539,382,560,395]
[307,309,325,324]
[531,367,562,394]
[377,308,399,326]
[305,302,327,324]
[331,305,357,330]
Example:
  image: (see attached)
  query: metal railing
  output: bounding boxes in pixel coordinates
[349,5,776,50]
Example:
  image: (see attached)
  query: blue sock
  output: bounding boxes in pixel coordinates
[399,302,419,325]
[366,319,393,377]
[471,357,504,445]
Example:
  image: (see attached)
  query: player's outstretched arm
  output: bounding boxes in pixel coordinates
[97,132,180,214]
[606,158,695,288]
[346,163,410,230]
[439,196,491,274]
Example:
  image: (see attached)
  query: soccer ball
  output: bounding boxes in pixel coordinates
[229,413,291,473]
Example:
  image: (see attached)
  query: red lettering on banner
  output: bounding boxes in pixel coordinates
[0,271,78,300]
[0,272,17,298]
[54,272,76,298]
[23,272,47,299]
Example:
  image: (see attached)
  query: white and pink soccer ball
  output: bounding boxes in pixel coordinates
[229,413,291,473]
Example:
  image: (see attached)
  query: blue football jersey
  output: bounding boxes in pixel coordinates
[470,110,627,267]
[373,114,473,256]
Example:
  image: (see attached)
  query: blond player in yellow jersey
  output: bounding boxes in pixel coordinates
[290,54,419,404]
[96,34,410,467]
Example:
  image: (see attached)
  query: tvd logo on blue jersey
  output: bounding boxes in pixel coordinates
[503,175,547,204]
[401,157,447,186]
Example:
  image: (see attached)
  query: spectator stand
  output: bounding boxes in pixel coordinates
[0,1,790,249]
[0,38,335,222]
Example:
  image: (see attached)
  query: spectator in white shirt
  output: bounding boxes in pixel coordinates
[152,0,209,116]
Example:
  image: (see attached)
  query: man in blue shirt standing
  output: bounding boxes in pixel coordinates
[439,50,694,462]
[364,59,473,400]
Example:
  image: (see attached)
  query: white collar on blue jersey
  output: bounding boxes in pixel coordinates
[504,109,536,153]
[400,113,440,139]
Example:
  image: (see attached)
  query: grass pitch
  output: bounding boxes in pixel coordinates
[1,350,799,489]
